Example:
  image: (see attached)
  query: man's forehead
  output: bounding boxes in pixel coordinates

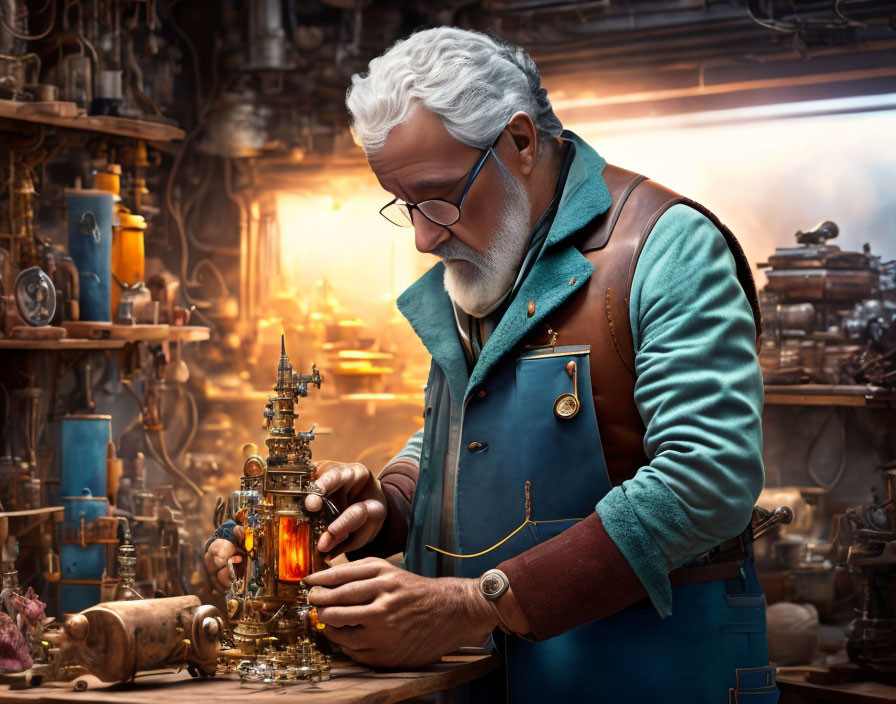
[368,108,476,192]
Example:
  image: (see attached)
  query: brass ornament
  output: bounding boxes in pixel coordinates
[554,359,580,420]
[553,393,580,419]
[243,454,266,477]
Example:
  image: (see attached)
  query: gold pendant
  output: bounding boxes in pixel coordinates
[554,359,580,420]
[553,393,580,419]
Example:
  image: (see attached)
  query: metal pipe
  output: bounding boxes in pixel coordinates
[51,596,222,682]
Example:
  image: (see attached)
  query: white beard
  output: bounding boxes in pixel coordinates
[436,170,531,318]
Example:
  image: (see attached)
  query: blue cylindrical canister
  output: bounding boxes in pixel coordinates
[60,584,102,614]
[60,415,110,498]
[59,542,106,580]
[66,189,114,321]
[62,491,108,527]
[60,488,110,614]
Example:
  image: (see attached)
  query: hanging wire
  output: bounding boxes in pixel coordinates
[15,0,53,20]
[0,0,57,41]
[145,428,203,498]
[805,406,848,492]
[425,482,585,559]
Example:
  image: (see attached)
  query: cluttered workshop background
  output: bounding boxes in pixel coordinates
[0,0,894,700]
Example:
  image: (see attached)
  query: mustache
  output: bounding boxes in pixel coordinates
[431,237,485,266]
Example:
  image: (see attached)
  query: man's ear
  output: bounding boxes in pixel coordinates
[504,111,538,177]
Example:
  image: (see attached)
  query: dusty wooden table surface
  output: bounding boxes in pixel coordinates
[778,670,896,703]
[0,654,500,704]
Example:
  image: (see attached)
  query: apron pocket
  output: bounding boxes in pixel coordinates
[730,691,779,703]
[728,665,779,704]
[720,593,767,634]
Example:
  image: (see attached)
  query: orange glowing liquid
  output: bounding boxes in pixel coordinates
[278,517,310,582]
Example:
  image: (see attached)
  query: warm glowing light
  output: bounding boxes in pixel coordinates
[278,517,311,582]
[563,97,896,282]
[275,171,429,320]
[309,607,325,630]
[244,526,254,552]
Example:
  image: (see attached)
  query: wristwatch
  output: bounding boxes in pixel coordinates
[479,568,510,601]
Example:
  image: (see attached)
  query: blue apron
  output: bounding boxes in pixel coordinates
[408,345,778,704]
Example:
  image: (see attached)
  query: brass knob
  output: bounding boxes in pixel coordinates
[202,616,220,639]
[65,614,89,641]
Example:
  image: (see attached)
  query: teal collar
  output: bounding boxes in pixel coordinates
[544,130,612,249]
[396,131,613,400]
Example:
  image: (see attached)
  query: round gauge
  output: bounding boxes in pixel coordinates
[243,454,266,477]
[15,266,56,326]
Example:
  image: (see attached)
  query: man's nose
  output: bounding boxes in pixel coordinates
[413,216,450,254]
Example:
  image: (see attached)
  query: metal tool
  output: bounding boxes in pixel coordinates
[751,505,794,540]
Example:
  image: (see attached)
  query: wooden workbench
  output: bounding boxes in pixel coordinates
[779,669,896,703]
[0,654,500,704]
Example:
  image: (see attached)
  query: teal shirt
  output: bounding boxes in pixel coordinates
[391,135,764,618]
[595,203,764,615]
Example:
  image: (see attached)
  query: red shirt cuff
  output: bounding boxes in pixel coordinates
[497,512,648,641]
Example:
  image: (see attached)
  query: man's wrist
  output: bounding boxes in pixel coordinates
[475,570,535,640]
[461,578,500,641]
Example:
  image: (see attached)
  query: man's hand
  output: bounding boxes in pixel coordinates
[304,461,388,556]
[203,525,246,592]
[305,557,498,668]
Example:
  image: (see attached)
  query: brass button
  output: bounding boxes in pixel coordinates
[477,389,487,399]
[569,277,577,286]
[527,300,536,317]
[468,441,486,452]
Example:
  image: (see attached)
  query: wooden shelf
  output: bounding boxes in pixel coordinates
[168,325,211,343]
[0,338,126,350]
[764,384,896,408]
[201,386,270,402]
[340,392,425,404]
[0,506,64,520]
[62,321,166,342]
[0,324,209,350]
[0,506,64,538]
[62,322,210,344]
[0,98,184,142]
[333,350,394,360]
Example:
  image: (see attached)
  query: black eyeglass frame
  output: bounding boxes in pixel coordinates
[378,131,503,228]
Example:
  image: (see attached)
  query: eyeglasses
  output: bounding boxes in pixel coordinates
[379,132,502,228]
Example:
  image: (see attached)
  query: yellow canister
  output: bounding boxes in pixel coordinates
[111,211,146,316]
[93,164,122,199]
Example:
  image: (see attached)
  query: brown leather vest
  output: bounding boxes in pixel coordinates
[528,164,762,488]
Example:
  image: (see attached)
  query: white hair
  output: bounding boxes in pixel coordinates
[346,27,562,154]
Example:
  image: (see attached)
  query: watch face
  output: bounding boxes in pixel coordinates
[481,572,504,597]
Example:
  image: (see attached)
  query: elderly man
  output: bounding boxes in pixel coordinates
[206,27,778,703]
